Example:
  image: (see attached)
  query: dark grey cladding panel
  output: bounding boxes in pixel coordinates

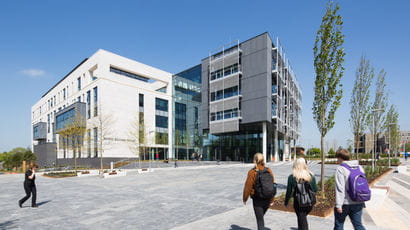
[33,122,47,140]
[201,58,210,130]
[240,33,272,124]
[33,143,57,167]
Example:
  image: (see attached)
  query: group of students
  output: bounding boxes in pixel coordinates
[243,149,368,230]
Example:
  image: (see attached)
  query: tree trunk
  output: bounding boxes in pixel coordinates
[355,134,359,160]
[321,134,325,198]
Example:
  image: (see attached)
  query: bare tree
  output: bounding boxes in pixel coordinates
[349,56,374,159]
[91,104,114,172]
[128,115,153,169]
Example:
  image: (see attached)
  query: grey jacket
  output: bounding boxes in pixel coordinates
[334,160,365,209]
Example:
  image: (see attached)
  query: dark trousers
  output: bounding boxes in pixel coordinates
[334,204,365,230]
[294,203,313,230]
[252,198,270,230]
[19,183,36,206]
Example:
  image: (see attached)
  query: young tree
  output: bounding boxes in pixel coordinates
[369,70,388,155]
[92,104,114,172]
[349,56,374,159]
[57,112,86,172]
[313,1,345,195]
[384,105,399,157]
[128,115,153,168]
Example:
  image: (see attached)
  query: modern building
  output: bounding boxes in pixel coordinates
[399,131,410,144]
[200,32,301,162]
[171,65,202,160]
[32,49,174,167]
[32,32,302,166]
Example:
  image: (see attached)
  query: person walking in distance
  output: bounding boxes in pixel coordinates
[334,149,368,230]
[405,151,408,161]
[243,153,276,230]
[284,158,317,230]
[19,163,38,208]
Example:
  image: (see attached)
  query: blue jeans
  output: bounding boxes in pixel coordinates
[334,204,365,230]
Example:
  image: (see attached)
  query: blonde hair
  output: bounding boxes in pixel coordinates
[292,158,312,182]
[253,153,265,166]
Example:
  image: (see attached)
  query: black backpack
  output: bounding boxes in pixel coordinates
[294,179,316,208]
[253,168,276,199]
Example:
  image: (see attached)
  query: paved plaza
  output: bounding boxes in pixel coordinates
[0,160,409,230]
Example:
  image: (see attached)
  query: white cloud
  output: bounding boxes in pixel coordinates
[20,69,46,78]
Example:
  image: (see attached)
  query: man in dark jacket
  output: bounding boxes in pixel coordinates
[19,164,38,208]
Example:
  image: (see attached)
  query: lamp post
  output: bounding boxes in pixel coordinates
[372,108,384,172]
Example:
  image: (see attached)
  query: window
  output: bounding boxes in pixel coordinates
[110,67,150,82]
[86,90,91,119]
[210,63,239,81]
[155,115,168,128]
[55,108,75,130]
[77,77,81,91]
[63,88,66,100]
[139,94,144,107]
[155,98,168,111]
[77,96,81,102]
[93,87,98,117]
[216,111,223,120]
[175,102,186,130]
[33,125,39,139]
[155,132,168,145]
[47,114,50,133]
[87,129,91,157]
[156,87,167,93]
[93,127,98,157]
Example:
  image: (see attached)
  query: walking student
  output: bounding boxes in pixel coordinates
[243,153,276,230]
[19,163,38,208]
[284,158,317,230]
[334,149,367,230]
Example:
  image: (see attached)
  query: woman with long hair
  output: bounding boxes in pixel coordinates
[243,153,275,230]
[19,163,38,208]
[284,158,317,230]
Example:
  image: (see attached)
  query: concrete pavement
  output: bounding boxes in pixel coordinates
[0,160,408,229]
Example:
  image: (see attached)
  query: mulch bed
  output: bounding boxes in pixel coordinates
[270,168,393,217]
[42,172,77,178]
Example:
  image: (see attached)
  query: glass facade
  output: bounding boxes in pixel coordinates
[55,108,75,130]
[110,66,150,82]
[172,64,202,160]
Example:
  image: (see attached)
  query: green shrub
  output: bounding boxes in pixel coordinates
[44,171,77,178]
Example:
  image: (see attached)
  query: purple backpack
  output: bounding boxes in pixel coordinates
[341,163,371,202]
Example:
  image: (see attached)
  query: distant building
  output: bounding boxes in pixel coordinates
[201,32,301,162]
[32,50,173,167]
[32,32,302,166]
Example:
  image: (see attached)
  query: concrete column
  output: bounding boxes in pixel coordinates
[263,122,267,162]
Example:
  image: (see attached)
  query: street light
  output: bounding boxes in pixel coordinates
[372,108,384,173]
[388,123,397,168]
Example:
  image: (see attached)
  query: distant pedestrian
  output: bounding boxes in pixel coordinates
[243,153,276,230]
[334,149,367,230]
[19,163,38,208]
[404,151,408,161]
[284,158,317,230]
[174,159,178,168]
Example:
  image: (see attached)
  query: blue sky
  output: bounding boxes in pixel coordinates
[0,0,409,152]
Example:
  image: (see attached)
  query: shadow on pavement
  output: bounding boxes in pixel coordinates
[37,200,52,206]
[229,225,251,230]
[0,219,18,229]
